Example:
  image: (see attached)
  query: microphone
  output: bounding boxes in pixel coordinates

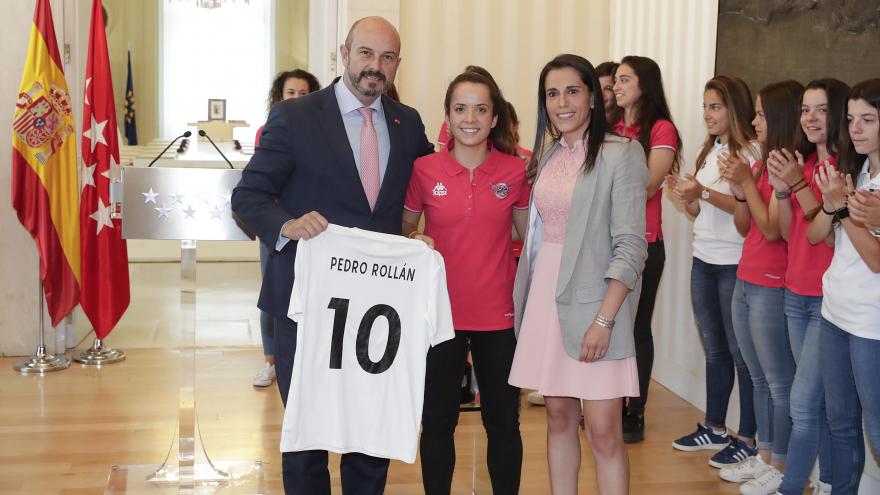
[147,131,191,167]
[199,129,235,169]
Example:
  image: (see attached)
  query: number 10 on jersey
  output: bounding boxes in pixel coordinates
[327,297,402,374]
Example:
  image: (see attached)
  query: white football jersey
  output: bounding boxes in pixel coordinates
[281,224,455,463]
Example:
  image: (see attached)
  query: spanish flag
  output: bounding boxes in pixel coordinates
[11,0,81,326]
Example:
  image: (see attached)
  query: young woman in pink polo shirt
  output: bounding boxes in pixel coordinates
[766,78,848,495]
[809,79,880,494]
[402,70,529,495]
[719,81,809,494]
[611,55,682,443]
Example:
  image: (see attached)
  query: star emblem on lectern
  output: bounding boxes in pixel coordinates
[154,203,173,219]
[142,188,159,204]
[183,205,196,219]
[209,205,223,219]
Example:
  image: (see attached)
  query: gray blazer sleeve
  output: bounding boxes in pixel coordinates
[604,141,649,290]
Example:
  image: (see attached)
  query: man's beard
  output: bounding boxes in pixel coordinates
[349,68,386,98]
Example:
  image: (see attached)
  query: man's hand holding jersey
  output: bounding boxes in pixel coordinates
[282,211,329,241]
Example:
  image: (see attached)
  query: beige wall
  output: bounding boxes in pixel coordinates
[103,0,160,145]
[276,0,311,80]
[397,0,610,149]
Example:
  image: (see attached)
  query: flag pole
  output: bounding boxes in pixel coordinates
[73,336,125,365]
[13,281,70,373]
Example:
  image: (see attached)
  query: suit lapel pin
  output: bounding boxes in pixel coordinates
[393,118,400,125]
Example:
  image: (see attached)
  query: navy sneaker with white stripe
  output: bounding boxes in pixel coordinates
[709,436,757,468]
[672,422,729,451]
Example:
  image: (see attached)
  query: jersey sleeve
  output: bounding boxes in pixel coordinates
[404,161,425,213]
[650,120,679,151]
[426,252,455,347]
[288,240,308,323]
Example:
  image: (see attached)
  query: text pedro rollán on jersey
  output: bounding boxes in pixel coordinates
[329,256,417,282]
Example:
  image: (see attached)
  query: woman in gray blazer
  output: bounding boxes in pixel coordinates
[507,54,648,494]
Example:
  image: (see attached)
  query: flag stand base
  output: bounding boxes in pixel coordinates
[13,345,70,373]
[74,337,126,365]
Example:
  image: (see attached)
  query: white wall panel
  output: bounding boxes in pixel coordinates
[398,0,609,150]
[610,0,728,423]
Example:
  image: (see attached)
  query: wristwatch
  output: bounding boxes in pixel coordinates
[700,188,710,200]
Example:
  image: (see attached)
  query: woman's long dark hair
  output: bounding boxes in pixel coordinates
[758,80,811,176]
[528,54,608,177]
[803,79,850,157]
[443,71,516,155]
[618,55,683,173]
[838,79,880,178]
[267,69,321,110]
[695,75,758,173]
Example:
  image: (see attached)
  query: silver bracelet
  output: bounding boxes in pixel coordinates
[594,314,615,330]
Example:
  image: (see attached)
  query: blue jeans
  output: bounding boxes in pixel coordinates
[259,243,275,357]
[732,279,795,461]
[690,258,756,438]
[821,317,880,494]
[778,290,832,494]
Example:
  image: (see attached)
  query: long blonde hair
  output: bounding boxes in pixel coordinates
[696,75,758,172]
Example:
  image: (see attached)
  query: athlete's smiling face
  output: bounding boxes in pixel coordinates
[445,81,497,151]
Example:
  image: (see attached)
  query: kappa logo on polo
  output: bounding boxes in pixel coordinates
[432,182,448,197]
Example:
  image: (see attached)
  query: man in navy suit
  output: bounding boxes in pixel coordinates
[231,16,433,495]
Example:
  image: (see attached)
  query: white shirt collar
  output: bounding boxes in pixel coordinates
[857,158,880,188]
[334,79,384,117]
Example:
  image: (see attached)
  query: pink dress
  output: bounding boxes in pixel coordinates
[508,139,639,400]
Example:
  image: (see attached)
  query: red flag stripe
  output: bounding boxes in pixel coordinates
[80,0,130,339]
[12,149,80,325]
[32,0,63,73]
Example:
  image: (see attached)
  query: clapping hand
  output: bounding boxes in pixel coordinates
[766,149,805,192]
[814,163,853,211]
[849,189,880,230]
[673,173,702,203]
[718,151,753,186]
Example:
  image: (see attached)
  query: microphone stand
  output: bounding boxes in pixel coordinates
[198,130,235,169]
[147,131,192,167]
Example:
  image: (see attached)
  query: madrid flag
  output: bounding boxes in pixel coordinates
[11,0,80,326]
[80,0,130,339]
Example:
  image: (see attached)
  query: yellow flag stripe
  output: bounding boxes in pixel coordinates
[11,23,81,281]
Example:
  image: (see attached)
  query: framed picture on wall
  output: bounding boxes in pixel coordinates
[208,99,226,121]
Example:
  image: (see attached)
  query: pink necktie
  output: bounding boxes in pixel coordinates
[357,107,380,211]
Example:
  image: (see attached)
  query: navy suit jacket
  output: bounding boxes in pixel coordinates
[231,79,434,319]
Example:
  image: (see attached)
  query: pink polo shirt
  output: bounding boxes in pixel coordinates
[404,146,530,330]
[737,164,788,287]
[785,153,835,296]
[614,119,679,242]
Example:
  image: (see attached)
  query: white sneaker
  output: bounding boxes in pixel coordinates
[527,391,545,406]
[739,465,783,495]
[720,456,767,483]
[809,480,832,495]
[252,363,276,387]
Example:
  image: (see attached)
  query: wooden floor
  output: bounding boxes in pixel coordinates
[1,263,743,493]
[0,347,743,495]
